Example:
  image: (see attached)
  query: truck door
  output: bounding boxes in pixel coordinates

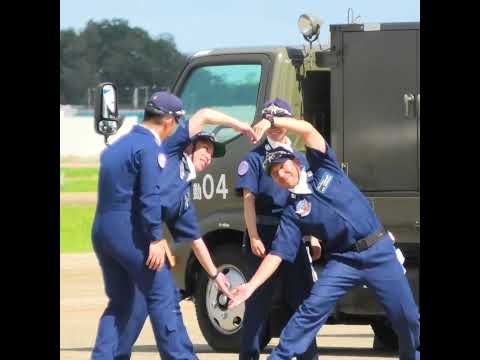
[339,24,420,192]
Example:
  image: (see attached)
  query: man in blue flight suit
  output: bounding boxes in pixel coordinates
[91,91,256,360]
[228,105,420,360]
[107,92,258,360]
[235,99,319,360]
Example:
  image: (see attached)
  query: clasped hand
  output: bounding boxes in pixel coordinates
[252,118,271,141]
[234,122,259,144]
[210,271,255,310]
[227,282,254,309]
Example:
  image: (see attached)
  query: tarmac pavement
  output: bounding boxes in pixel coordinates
[60,253,398,360]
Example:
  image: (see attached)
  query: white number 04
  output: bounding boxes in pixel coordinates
[197,174,229,200]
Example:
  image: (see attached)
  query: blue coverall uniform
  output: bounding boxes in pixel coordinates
[266,145,420,360]
[91,125,197,360]
[235,139,318,360]
[112,120,203,359]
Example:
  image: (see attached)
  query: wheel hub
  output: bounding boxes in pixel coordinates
[218,293,228,307]
[205,264,246,335]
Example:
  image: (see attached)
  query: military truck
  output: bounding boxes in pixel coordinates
[95,14,420,353]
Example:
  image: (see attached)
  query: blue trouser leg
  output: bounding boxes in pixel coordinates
[240,225,278,360]
[172,288,196,355]
[269,237,420,360]
[239,251,276,360]
[268,255,362,360]
[282,245,319,360]
[114,287,147,359]
[113,242,196,360]
[240,227,317,360]
[91,213,197,360]
[362,238,420,360]
[115,283,194,360]
[91,241,136,360]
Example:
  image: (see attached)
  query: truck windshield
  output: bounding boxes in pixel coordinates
[179,64,262,142]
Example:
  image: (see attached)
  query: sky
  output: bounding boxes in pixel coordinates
[60,0,420,54]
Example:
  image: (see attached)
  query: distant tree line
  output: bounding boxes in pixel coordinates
[60,19,188,106]
[60,18,261,109]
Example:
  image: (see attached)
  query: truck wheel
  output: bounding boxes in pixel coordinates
[371,319,399,352]
[194,243,253,352]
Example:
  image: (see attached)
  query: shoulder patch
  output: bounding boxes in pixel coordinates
[237,160,249,176]
[158,153,167,168]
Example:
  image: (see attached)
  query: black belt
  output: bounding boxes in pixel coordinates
[256,215,281,226]
[344,228,386,253]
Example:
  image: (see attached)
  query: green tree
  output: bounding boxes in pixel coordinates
[60,19,188,105]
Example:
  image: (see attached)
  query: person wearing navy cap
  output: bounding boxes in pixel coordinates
[104,91,258,360]
[229,115,420,360]
[90,90,188,359]
[235,99,319,360]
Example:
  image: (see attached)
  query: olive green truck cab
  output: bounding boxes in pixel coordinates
[165,18,420,352]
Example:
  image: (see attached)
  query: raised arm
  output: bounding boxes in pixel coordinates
[254,117,326,153]
[188,108,257,143]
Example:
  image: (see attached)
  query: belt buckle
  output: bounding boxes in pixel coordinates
[355,239,367,252]
[353,242,360,252]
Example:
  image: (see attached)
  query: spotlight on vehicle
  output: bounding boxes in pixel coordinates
[297,14,322,45]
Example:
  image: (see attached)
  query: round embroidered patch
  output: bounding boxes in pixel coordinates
[237,161,249,176]
[295,199,312,217]
[158,153,167,168]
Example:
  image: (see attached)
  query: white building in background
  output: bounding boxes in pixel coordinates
[60,106,140,160]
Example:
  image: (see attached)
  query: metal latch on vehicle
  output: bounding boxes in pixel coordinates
[403,93,415,118]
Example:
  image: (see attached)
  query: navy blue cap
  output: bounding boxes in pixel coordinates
[192,131,226,158]
[146,91,185,120]
[262,98,293,118]
[263,146,297,175]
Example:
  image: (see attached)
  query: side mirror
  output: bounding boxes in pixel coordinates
[94,82,124,144]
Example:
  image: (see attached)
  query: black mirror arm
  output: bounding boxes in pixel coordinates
[117,115,125,130]
[103,115,125,147]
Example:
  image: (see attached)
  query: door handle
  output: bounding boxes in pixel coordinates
[403,93,415,118]
[416,93,420,118]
